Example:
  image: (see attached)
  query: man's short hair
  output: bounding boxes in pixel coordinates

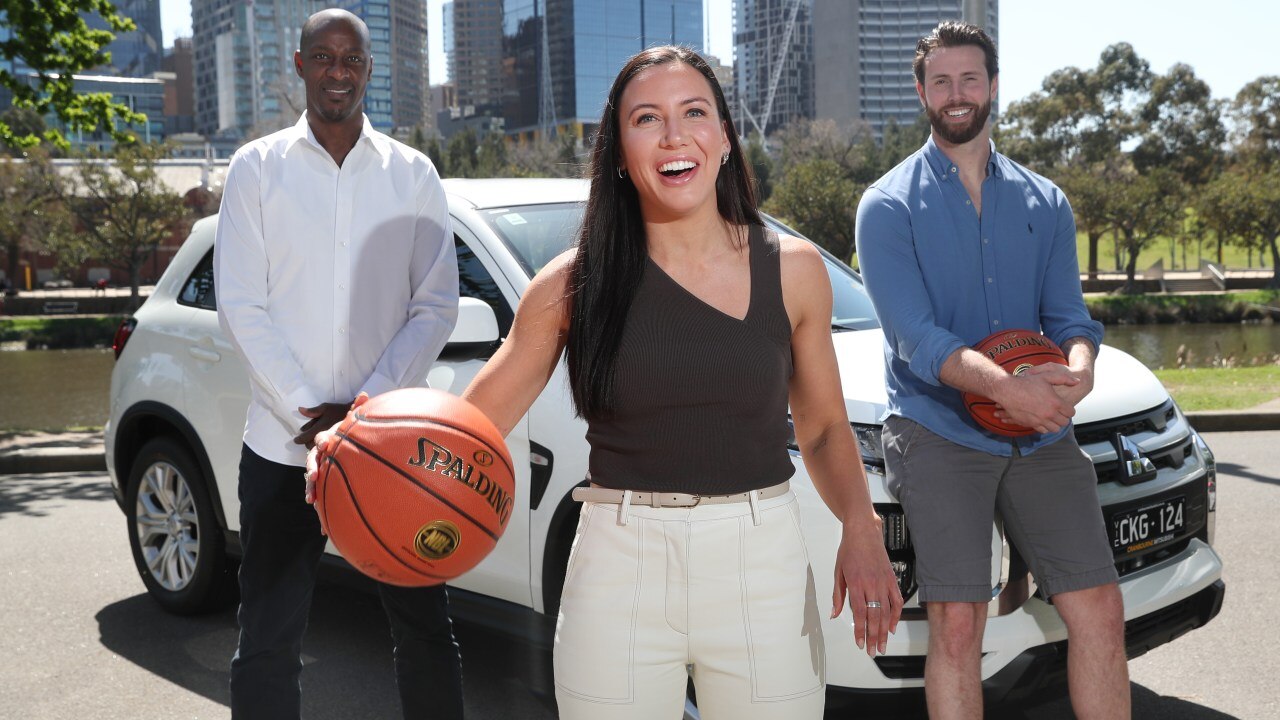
[912,21,998,85]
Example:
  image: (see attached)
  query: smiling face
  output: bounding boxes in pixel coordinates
[917,44,997,146]
[295,15,372,126]
[616,62,731,221]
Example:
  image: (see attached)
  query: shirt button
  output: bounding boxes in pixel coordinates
[339,284,346,290]
[342,241,348,247]
[993,320,1001,326]
[965,200,971,205]
[950,166,957,173]
[983,238,989,244]
[987,277,993,283]
[339,327,346,334]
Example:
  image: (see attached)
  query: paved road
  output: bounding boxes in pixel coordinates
[0,431,1274,719]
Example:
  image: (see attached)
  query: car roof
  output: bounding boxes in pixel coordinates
[442,178,588,210]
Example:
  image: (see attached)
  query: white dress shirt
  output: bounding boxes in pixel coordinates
[214,113,459,466]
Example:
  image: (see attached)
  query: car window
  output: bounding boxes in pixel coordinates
[457,236,515,338]
[178,250,217,310]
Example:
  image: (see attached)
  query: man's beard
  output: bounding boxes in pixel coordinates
[925,98,991,145]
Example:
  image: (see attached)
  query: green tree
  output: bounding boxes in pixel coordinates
[1102,166,1185,293]
[424,136,445,175]
[1055,162,1116,278]
[1132,63,1225,186]
[860,115,930,182]
[0,0,147,149]
[0,149,65,288]
[763,158,862,262]
[0,106,47,156]
[507,134,581,178]
[50,143,190,302]
[475,131,507,176]
[445,127,478,178]
[1197,169,1250,266]
[1232,166,1280,287]
[1230,76,1280,169]
[408,125,428,154]
[999,43,1153,172]
[744,132,773,202]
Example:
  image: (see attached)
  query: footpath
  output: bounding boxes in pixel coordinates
[3,403,1280,475]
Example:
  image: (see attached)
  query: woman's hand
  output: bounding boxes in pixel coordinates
[831,516,904,657]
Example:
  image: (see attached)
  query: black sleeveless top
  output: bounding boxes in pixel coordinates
[586,224,796,494]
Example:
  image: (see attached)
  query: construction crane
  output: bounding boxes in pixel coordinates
[740,0,803,141]
[539,0,558,139]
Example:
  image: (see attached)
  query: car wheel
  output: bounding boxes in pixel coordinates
[125,437,235,614]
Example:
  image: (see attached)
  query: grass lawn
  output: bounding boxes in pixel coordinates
[1077,231,1275,274]
[1153,366,1280,411]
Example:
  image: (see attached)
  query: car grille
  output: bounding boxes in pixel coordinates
[1074,400,1188,485]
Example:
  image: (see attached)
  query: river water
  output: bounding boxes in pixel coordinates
[0,322,1277,431]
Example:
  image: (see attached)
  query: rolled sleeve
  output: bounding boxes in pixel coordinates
[856,187,965,387]
[1040,192,1104,351]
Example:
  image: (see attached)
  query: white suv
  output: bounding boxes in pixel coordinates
[106,178,1224,709]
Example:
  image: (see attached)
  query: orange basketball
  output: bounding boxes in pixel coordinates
[314,387,514,587]
[962,329,1068,437]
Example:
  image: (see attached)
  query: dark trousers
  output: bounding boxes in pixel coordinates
[229,445,464,720]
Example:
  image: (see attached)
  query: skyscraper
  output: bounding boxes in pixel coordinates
[502,0,704,139]
[814,0,998,137]
[733,0,814,138]
[192,0,318,138]
[87,0,164,76]
[443,2,456,83]
[452,0,503,116]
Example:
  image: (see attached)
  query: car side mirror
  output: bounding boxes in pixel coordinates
[439,296,500,361]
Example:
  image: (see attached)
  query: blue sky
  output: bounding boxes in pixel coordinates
[159,0,1276,106]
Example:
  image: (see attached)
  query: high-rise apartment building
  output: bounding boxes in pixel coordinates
[338,0,393,128]
[339,0,431,131]
[85,0,164,76]
[733,0,814,138]
[814,0,998,137]
[443,2,455,84]
[501,0,704,139]
[452,0,503,116]
[192,0,318,138]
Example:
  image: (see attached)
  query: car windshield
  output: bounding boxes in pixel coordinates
[479,202,880,331]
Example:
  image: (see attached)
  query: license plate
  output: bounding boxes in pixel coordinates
[1110,496,1185,554]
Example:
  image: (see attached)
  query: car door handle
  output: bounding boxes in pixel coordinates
[188,346,221,363]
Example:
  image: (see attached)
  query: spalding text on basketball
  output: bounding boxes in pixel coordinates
[982,334,1055,361]
[409,438,514,527]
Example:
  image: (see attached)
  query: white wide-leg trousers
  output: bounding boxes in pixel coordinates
[553,491,826,720]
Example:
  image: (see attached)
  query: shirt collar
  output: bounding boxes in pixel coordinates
[284,111,390,161]
[924,135,1003,181]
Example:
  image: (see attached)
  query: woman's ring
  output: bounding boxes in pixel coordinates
[866,601,882,609]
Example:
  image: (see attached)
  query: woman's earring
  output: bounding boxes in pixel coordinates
[617,167,627,179]
[721,150,730,165]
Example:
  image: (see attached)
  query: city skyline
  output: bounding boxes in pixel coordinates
[155,0,1274,109]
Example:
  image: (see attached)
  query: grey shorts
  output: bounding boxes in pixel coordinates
[882,416,1119,603]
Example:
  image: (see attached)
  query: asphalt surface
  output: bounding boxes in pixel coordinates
[0,431,1275,719]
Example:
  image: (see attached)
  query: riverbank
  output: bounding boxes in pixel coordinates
[1085,290,1280,324]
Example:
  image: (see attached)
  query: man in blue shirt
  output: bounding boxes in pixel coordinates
[855,21,1129,720]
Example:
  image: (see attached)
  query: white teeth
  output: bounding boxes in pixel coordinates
[659,160,696,173]
[946,108,971,117]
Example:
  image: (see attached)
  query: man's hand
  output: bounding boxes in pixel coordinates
[989,369,1078,435]
[293,401,352,449]
[304,394,370,505]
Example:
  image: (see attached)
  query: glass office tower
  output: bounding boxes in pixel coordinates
[502,0,703,139]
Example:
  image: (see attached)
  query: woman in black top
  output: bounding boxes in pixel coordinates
[316,46,900,719]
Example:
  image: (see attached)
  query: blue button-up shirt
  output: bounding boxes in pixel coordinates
[854,137,1104,456]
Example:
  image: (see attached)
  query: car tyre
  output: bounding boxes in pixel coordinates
[125,437,236,614]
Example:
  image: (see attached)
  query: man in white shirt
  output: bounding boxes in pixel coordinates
[213,10,461,719]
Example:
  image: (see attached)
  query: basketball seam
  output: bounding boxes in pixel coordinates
[335,429,503,542]
[352,412,515,479]
[326,451,452,582]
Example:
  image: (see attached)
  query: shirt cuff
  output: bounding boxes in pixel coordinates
[284,385,324,432]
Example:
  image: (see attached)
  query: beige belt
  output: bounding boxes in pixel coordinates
[572,480,790,508]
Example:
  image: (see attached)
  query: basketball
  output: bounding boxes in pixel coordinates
[962,329,1068,437]
[313,387,514,587]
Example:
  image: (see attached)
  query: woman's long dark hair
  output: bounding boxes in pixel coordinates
[566,45,762,421]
